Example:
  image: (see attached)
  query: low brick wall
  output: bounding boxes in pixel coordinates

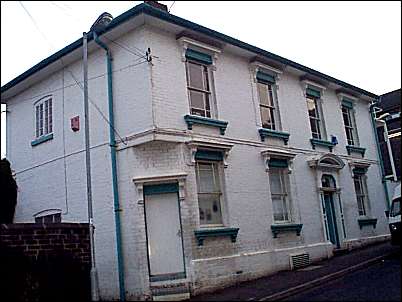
[0,223,91,301]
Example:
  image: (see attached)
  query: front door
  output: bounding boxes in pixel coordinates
[323,192,340,248]
[144,190,185,281]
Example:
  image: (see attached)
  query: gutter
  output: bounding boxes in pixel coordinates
[93,32,126,301]
[369,98,391,211]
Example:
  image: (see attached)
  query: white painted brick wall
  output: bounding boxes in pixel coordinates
[5,21,389,300]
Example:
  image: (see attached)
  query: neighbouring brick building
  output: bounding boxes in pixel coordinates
[0,2,391,300]
[376,89,401,185]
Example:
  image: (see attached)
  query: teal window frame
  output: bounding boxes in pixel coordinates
[358,217,377,229]
[31,133,53,147]
[143,183,179,195]
[306,87,321,98]
[195,149,224,161]
[346,145,366,157]
[256,71,275,84]
[310,138,336,152]
[194,227,239,246]
[184,114,228,135]
[271,223,303,238]
[259,128,290,144]
[185,48,213,65]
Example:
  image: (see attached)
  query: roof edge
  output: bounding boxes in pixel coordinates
[1,3,378,99]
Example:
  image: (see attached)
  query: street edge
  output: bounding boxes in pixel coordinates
[258,251,395,301]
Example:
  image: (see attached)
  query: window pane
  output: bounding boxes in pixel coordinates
[267,84,275,107]
[310,118,321,139]
[198,165,215,192]
[39,103,44,136]
[258,82,269,106]
[36,106,40,138]
[342,108,352,127]
[198,193,222,225]
[189,90,205,111]
[346,128,354,145]
[307,98,318,118]
[261,106,275,129]
[357,196,366,216]
[272,196,284,221]
[203,65,210,91]
[269,171,282,194]
[197,163,220,193]
[45,100,49,134]
[187,62,204,90]
[354,177,362,195]
[48,99,52,133]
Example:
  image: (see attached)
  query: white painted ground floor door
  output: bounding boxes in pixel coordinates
[145,192,185,277]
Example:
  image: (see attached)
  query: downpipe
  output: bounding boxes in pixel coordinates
[93,31,126,301]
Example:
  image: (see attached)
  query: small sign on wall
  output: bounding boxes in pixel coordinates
[71,116,80,132]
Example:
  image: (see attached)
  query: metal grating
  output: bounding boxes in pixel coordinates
[290,252,310,270]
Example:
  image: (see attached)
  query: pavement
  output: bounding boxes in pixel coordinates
[188,241,400,301]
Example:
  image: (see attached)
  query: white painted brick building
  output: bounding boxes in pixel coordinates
[1,2,390,300]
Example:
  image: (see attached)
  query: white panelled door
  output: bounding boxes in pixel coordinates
[145,192,184,276]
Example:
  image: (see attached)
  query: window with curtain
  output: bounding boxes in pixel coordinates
[195,161,223,226]
[269,168,291,222]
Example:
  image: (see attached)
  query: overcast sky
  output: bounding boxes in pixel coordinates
[1,1,401,158]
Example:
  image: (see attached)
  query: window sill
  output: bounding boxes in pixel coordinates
[31,133,53,147]
[184,114,228,135]
[310,138,336,152]
[358,217,377,229]
[346,145,366,157]
[194,227,239,246]
[271,223,303,238]
[259,128,290,145]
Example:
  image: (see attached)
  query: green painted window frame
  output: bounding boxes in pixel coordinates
[306,87,321,98]
[143,183,179,195]
[310,138,336,152]
[341,99,354,109]
[358,218,377,229]
[31,133,53,147]
[268,158,289,168]
[353,167,368,175]
[184,114,228,135]
[185,48,213,65]
[194,227,239,246]
[346,145,366,157]
[259,128,290,144]
[256,71,275,84]
[195,149,224,161]
[271,223,303,238]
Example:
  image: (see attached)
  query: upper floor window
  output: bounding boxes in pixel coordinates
[185,49,214,118]
[257,77,277,130]
[35,96,53,138]
[307,94,323,140]
[341,100,359,146]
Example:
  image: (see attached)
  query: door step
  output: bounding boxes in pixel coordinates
[150,279,190,301]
